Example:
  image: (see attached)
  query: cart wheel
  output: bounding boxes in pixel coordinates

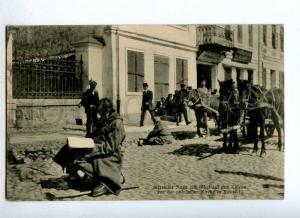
[265,125,275,137]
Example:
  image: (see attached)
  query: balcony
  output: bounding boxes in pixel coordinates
[197,25,234,48]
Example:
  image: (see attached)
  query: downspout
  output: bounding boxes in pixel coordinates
[115,27,121,114]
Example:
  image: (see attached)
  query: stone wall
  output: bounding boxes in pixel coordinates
[14,99,86,129]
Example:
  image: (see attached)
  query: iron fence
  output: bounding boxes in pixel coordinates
[12,54,83,98]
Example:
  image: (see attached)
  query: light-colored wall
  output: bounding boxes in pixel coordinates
[117,34,197,116]
[75,43,103,94]
[101,31,114,99]
[262,25,284,89]
[118,25,196,48]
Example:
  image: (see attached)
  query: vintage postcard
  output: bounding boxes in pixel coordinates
[6,25,284,200]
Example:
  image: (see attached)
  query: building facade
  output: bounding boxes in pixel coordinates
[7,25,198,127]
[100,25,197,123]
[260,24,284,89]
[196,24,284,91]
[7,25,284,128]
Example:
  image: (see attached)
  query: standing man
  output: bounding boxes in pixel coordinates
[140,82,155,126]
[79,79,100,137]
[196,80,210,136]
[197,80,210,110]
[176,84,191,126]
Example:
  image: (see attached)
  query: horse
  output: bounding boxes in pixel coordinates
[187,89,219,137]
[237,79,284,153]
[218,79,241,154]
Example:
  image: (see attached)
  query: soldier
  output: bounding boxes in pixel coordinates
[140,82,155,126]
[176,84,191,126]
[79,79,100,138]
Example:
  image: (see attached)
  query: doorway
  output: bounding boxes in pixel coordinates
[197,64,212,89]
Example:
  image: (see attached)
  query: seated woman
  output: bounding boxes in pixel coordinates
[138,117,173,146]
[53,98,126,197]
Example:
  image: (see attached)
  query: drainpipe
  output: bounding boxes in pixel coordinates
[115,27,120,114]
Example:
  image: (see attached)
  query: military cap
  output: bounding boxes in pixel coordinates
[89,79,97,87]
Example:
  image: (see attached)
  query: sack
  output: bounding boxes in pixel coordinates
[68,137,95,149]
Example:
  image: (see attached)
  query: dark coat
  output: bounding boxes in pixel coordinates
[90,112,126,194]
[178,89,189,106]
[53,112,126,195]
[141,90,153,110]
[145,120,173,145]
[80,89,100,113]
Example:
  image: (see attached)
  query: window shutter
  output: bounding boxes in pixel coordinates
[154,55,169,101]
[136,52,144,92]
[127,50,136,92]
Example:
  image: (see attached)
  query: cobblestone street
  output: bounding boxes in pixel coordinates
[6,122,284,201]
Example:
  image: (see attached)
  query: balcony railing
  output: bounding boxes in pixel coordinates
[197,25,234,47]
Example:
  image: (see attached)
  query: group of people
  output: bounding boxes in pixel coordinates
[141,82,193,127]
[53,80,175,197]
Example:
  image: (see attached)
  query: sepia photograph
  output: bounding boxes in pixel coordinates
[5,24,285,201]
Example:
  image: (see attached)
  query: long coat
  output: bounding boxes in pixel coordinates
[53,112,126,195]
[80,88,100,113]
[141,90,153,110]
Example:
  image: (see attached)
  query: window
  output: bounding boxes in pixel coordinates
[176,58,188,89]
[248,69,253,83]
[279,71,284,89]
[280,26,284,51]
[225,25,232,41]
[263,25,267,46]
[262,68,267,88]
[224,67,232,80]
[154,55,169,101]
[248,25,253,47]
[127,50,144,92]
[237,25,243,43]
[271,70,276,88]
[272,25,277,49]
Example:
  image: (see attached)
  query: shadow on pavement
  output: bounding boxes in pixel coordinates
[215,170,284,181]
[171,131,197,140]
[262,184,284,189]
[169,143,222,160]
[171,129,220,140]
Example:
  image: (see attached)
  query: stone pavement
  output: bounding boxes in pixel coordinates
[6,121,284,201]
[8,121,187,145]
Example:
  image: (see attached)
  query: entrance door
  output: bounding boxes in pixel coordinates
[154,55,169,102]
[197,64,212,89]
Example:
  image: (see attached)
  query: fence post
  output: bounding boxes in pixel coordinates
[6,28,17,128]
[73,36,104,95]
